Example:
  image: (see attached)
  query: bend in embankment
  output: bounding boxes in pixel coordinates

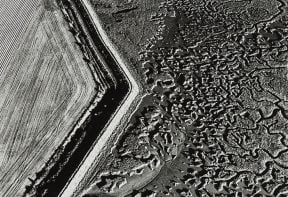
[23,0,140,196]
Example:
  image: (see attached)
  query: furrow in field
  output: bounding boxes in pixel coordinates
[2,28,50,166]
[45,11,96,107]
[0,3,98,195]
[0,0,40,76]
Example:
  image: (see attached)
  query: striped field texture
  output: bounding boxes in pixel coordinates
[0,1,96,196]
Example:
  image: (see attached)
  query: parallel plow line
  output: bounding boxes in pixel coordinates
[23,0,139,196]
